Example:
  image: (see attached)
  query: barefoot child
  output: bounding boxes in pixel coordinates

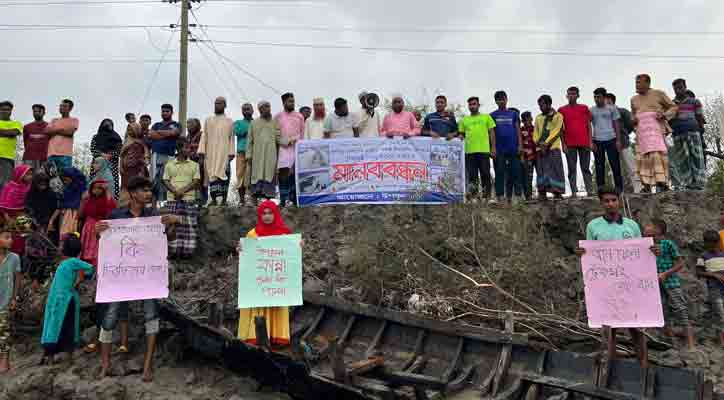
[40,233,94,364]
[644,219,695,349]
[0,223,22,373]
[697,231,724,346]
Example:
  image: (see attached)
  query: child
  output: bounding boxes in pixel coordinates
[644,219,695,349]
[80,180,116,267]
[162,137,201,259]
[697,230,724,346]
[49,167,86,247]
[40,233,94,365]
[0,223,22,373]
[519,111,538,201]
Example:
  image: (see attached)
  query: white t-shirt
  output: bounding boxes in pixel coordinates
[324,112,360,138]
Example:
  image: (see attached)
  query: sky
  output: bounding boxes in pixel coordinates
[2,0,724,143]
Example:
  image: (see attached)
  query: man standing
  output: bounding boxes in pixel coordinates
[534,95,566,200]
[123,112,136,143]
[631,74,678,193]
[95,176,179,382]
[357,92,381,138]
[381,95,418,138]
[324,98,360,138]
[591,88,624,194]
[233,103,254,203]
[163,137,201,259]
[0,101,22,189]
[670,78,706,191]
[199,97,234,206]
[422,95,458,139]
[458,96,496,202]
[305,98,326,140]
[148,104,181,206]
[299,106,311,121]
[558,87,594,197]
[489,91,522,204]
[22,104,49,171]
[606,93,639,193]
[275,93,305,207]
[46,99,79,171]
[247,101,294,200]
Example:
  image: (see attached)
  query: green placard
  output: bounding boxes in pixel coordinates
[238,234,303,308]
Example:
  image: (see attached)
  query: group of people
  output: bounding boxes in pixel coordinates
[0,72,720,379]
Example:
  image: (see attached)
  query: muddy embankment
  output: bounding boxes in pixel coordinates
[2,191,723,399]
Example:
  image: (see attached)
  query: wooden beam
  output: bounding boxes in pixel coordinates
[407,356,428,374]
[304,292,527,346]
[401,329,427,371]
[347,356,385,377]
[366,320,388,357]
[477,347,500,395]
[330,337,347,383]
[445,364,476,394]
[338,315,356,347]
[301,307,326,343]
[520,374,640,400]
[492,311,514,396]
[382,370,447,390]
[442,337,464,383]
[525,350,547,400]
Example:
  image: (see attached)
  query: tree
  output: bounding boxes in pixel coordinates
[73,142,93,176]
[702,93,724,174]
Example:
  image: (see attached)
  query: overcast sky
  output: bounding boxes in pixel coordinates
[3,0,724,142]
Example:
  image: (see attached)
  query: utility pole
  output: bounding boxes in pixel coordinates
[178,0,189,136]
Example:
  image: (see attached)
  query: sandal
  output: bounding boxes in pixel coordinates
[117,345,129,354]
[83,343,98,354]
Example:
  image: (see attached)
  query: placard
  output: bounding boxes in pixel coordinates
[238,234,303,308]
[96,216,169,303]
[579,238,664,328]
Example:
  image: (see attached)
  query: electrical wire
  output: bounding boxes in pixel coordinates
[189,63,213,105]
[0,24,168,30]
[205,39,724,60]
[0,0,162,6]
[0,57,178,63]
[192,40,236,99]
[138,25,176,114]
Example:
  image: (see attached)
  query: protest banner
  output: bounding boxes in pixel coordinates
[636,112,668,154]
[238,233,303,308]
[295,137,465,206]
[579,238,664,328]
[96,216,169,303]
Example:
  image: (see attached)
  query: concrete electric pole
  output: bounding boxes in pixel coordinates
[178,0,190,136]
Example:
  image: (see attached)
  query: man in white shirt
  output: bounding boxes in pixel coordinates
[357,91,381,138]
[324,98,360,138]
[304,97,326,140]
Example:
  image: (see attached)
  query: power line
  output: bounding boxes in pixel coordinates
[0,0,162,6]
[139,26,177,114]
[0,57,179,63]
[205,39,724,60]
[201,23,724,36]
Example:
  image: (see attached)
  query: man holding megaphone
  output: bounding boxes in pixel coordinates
[357,91,381,138]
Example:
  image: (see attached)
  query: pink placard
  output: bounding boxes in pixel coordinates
[579,238,664,328]
[96,216,169,303]
[636,112,667,155]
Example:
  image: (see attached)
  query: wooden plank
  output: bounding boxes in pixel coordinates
[401,329,427,371]
[442,337,464,383]
[407,356,428,374]
[301,307,326,342]
[477,347,500,395]
[338,315,356,347]
[382,370,447,390]
[491,311,514,396]
[347,356,384,377]
[330,337,347,383]
[643,367,655,399]
[445,364,476,394]
[254,316,271,351]
[520,374,640,400]
[493,377,524,400]
[304,292,528,346]
[525,350,547,400]
[366,320,388,357]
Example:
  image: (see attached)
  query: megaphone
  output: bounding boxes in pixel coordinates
[365,93,380,109]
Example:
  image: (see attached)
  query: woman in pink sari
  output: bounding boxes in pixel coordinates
[0,164,33,256]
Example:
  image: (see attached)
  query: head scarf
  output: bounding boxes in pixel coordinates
[254,200,291,237]
[92,156,114,185]
[94,118,123,153]
[81,180,116,219]
[61,167,87,209]
[0,164,33,210]
[25,172,58,226]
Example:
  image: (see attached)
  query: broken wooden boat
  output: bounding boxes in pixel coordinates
[160,292,721,400]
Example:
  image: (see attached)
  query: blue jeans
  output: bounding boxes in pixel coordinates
[494,153,521,199]
[47,155,72,172]
[99,300,159,342]
[593,139,623,193]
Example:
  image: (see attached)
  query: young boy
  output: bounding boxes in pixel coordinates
[489,91,522,204]
[0,223,22,373]
[162,138,201,259]
[558,86,594,197]
[697,230,724,346]
[644,219,695,349]
[458,96,496,203]
[590,87,623,194]
[519,111,537,201]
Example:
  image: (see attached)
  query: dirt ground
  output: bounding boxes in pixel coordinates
[2,191,723,398]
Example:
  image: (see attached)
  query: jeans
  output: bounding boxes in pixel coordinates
[151,153,171,202]
[278,167,296,205]
[47,155,72,172]
[493,153,521,199]
[465,153,491,197]
[99,300,159,343]
[564,147,593,195]
[593,139,623,193]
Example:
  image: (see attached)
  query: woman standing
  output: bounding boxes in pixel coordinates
[49,167,86,246]
[40,234,94,364]
[237,200,294,345]
[0,165,33,222]
[79,180,116,267]
[90,119,122,200]
[119,123,149,206]
[25,172,58,233]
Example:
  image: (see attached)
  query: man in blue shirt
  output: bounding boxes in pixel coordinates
[422,95,458,139]
[489,91,522,204]
[148,104,181,207]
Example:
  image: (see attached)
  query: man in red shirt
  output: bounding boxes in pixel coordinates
[22,104,49,171]
[558,87,594,197]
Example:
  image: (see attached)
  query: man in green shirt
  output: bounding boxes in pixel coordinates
[458,97,496,203]
[233,103,254,203]
[0,101,22,190]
